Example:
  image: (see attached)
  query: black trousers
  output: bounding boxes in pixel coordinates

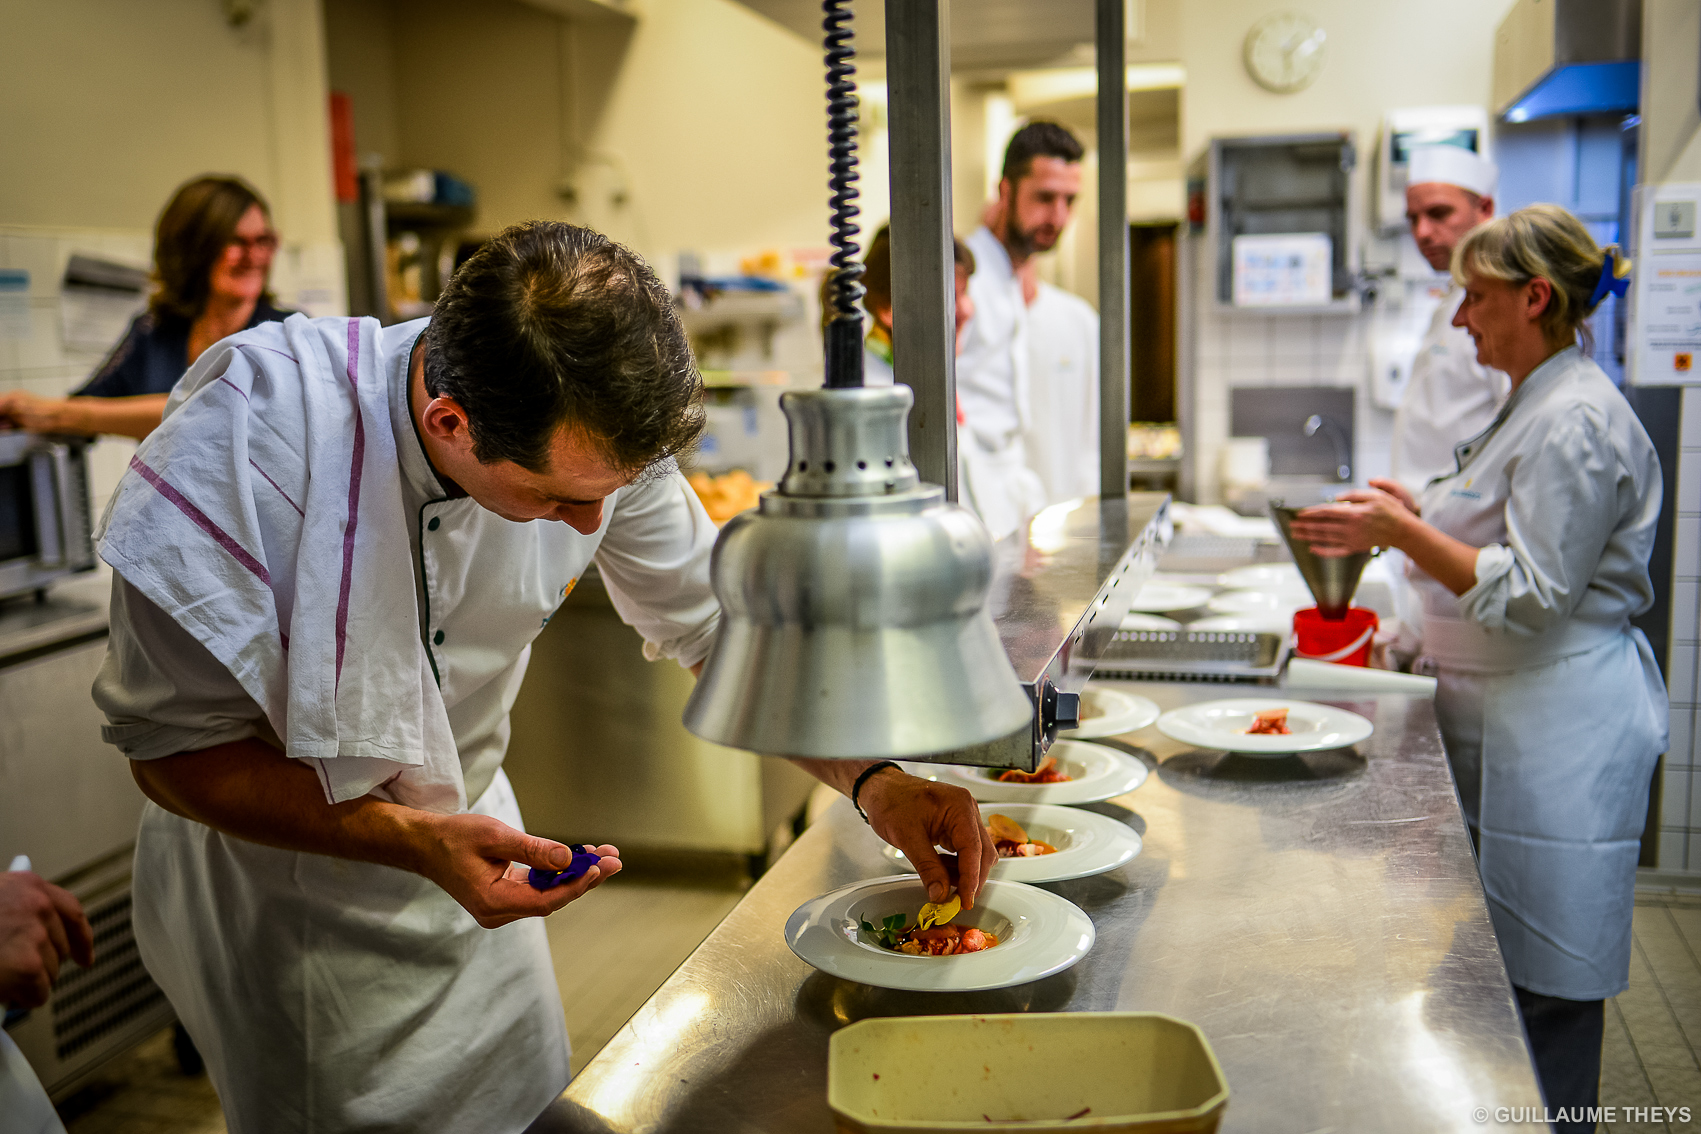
[1515,985,1606,1134]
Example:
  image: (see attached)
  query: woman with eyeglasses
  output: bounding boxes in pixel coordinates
[0,175,293,440]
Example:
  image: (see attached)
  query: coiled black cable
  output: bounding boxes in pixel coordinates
[822,0,864,389]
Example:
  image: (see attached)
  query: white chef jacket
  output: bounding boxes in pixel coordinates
[957,227,1028,452]
[1023,281,1100,505]
[91,318,722,1132]
[1390,285,1511,495]
[1411,346,1666,1000]
[955,228,1047,540]
[0,1031,65,1134]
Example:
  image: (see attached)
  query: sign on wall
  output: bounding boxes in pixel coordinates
[1631,182,1701,384]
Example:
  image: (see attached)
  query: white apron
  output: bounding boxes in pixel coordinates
[1413,347,1666,1000]
[131,772,564,1134]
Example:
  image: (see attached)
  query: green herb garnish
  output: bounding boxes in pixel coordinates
[859,913,907,948]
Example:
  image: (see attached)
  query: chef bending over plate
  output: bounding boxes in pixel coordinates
[89,222,996,1134]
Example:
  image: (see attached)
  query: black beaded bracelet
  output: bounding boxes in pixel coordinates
[851,761,903,824]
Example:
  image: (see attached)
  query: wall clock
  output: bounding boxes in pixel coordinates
[1244,11,1327,94]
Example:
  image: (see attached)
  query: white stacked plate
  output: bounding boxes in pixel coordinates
[881,803,1141,884]
[1060,685,1161,740]
[1217,564,1311,598]
[785,875,1095,991]
[906,740,1149,805]
[1155,697,1374,757]
[1206,589,1302,617]
[1119,612,1182,631]
[1188,613,1294,635]
[1125,582,1213,613]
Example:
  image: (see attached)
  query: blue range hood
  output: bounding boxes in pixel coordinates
[1503,60,1641,123]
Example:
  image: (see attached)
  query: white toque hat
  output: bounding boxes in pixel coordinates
[1407,145,1498,198]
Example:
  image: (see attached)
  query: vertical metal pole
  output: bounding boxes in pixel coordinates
[885,0,958,500]
[1097,0,1130,501]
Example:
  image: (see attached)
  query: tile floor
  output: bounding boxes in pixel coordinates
[55,871,747,1133]
[53,890,1701,1133]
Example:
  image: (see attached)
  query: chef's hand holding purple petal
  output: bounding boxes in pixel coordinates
[412,812,621,929]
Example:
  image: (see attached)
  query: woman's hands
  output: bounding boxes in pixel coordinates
[0,391,77,433]
[1285,478,1419,557]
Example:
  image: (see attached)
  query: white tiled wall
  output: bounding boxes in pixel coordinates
[1185,237,1410,503]
[1661,389,1701,871]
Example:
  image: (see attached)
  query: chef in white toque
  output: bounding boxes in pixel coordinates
[1391,145,1511,494]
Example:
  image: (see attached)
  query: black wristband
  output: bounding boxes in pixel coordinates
[851,761,902,824]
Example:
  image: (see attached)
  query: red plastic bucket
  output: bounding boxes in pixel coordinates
[1293,606,1379,667]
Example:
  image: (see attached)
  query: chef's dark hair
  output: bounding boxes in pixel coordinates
[150,175,276,327]
[424,222,704,475]
[1000,121,1084,185]
[844,225,976,329]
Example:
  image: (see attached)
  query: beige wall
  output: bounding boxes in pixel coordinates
[0,0,343,313]
[1179,0,1506,160]
[566,0,828,271]
[324,0,828,276]
[1642,0,1701,186]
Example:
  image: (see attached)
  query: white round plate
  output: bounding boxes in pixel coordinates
[1207,589,1302,616]
[1060,685,1161,740]
[882,803,1142,884]
[910,740,1149,804]
[1217,564,1309,595]
[1126,582,1213,613]
[1188,613,1294,635]
[785,875,1094,991]
[1120,612,1182,631]
[1156,697,1374,756]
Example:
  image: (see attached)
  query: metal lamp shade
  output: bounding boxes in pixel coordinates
[1270,501,1371,620]
[683,386,1033,759]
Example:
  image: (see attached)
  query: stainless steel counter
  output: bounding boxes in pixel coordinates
[534,683,1543,1133]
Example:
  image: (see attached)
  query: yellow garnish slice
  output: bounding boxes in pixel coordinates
[917,894,961,930]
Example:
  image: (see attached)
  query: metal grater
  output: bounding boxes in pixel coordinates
[1083,629,1290,683]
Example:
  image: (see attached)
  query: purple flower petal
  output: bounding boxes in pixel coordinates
[526,845,602,890]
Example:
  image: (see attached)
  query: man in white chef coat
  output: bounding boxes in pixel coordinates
[1391,145,1510,494]
[89,222,997,1133]
[1024,281,1100,504]
[957,121,1084,534]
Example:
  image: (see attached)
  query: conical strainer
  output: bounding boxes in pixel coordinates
[1269,501,1370,621]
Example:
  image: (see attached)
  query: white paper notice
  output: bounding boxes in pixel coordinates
[1232,232,1333,307]
[1632,182,1701,384]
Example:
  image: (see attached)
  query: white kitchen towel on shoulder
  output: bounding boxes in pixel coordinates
[96,314,464,813]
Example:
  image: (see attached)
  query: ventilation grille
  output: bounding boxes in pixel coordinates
[50,887,167,1060]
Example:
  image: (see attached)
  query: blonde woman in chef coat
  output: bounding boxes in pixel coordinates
[1290,204,1666,1131]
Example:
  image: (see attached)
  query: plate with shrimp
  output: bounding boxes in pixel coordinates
[907,740,1149,805]
[785,876,1094,991]
[1057,685,1161,741]
[1155,697,1373,756]
[881,804,1142,884]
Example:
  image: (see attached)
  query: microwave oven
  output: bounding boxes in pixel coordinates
[0,431,97,601]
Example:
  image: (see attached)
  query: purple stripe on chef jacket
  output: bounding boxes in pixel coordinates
[334,318,366,686]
